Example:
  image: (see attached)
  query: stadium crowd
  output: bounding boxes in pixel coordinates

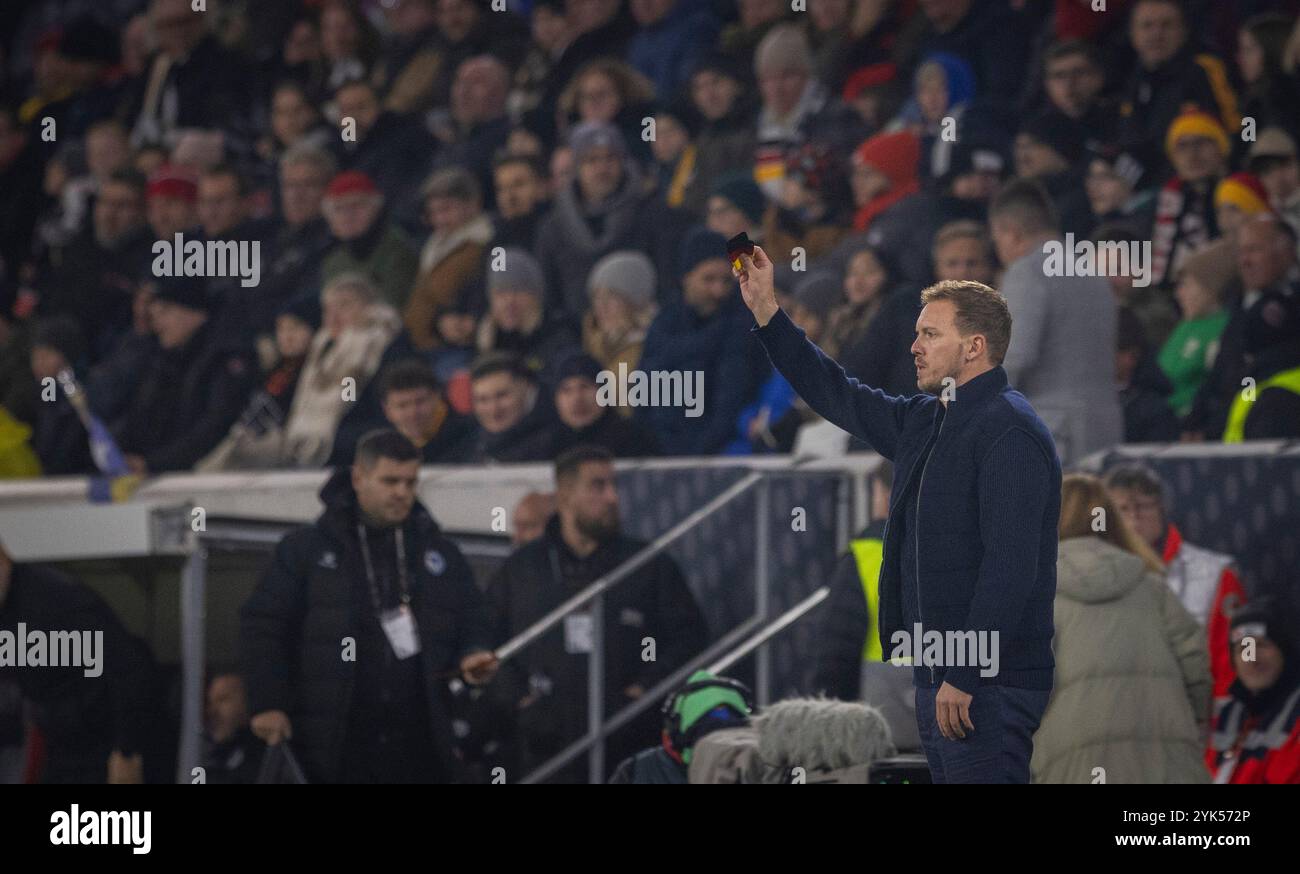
[1,0,1299,784]
[2,0,1300,478]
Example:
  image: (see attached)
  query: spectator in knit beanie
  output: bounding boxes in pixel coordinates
[1085,147,1155,238]
[477,247,579,377]
[787,270,842,344]
[583,250,658,379]
[1151,109,1230,287]
[639,226,765,455]
[1015,114,1093,238]
[550,351,660,458]
[850,130,920,233]
[706,172,768,243]
[1215,172,1275,241]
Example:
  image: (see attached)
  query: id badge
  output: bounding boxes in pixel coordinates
[380,605,422,659]
[563,613,594,654]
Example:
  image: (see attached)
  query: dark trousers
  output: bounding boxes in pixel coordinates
[339,702,445,784]
[914,684,1051,784]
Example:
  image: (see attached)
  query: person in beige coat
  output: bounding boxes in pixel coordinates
[1031,474,1212,784]
[283,273,400,467]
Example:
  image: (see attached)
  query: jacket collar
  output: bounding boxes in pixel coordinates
[933,365,1008,427]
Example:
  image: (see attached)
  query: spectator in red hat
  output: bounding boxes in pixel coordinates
[145,163,199,240]
[320,170,419,312]
[849,130,920,234]
[842,62,902,132]
[331,78,436,232]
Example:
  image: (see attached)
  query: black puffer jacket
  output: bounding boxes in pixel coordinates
[239,467,493,783]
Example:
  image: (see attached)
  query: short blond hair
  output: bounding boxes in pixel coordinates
[919,280,1012,365]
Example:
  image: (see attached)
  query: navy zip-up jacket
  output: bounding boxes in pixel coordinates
[754,309,1061,693]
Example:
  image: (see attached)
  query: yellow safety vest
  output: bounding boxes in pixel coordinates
[1222,366,1300,443]
[850,537,884,662]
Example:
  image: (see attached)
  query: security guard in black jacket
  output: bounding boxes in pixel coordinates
[487,445,709,782]
[113,275,254,474]
[240,430,498,783]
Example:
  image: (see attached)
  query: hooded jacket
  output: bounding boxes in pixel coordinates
[239,467,493,783]
[1031,537,1211,784]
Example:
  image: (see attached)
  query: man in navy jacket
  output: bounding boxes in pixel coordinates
[736,244,1061,784]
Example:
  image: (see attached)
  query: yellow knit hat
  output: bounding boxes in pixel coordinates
[1165,109,1229,159]
[1215,172,1272,215]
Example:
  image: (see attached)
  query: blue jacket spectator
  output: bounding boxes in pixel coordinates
[627,0,721,100]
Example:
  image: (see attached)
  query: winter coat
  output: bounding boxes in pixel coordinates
[999,245,1123,463]
[1207,669,1300,784]
[1161,524,1244,707]
[533,169,688,319]
[403,215,494,350]
[447,393,559,464]
[1116,46,1239,175]
[637,292,768,456]
[551,408,660,459]
[1031,537,1211,784]
[31,393,95,476]
[239,467,493,783]
[321,221,421,312]
[281,304,402,467]
[476,311,581,380]
[626,1,720,100]
[113,322,256,472]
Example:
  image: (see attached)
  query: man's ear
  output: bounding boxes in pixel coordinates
[967,334,986,362]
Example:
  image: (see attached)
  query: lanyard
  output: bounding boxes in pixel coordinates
[356,523,411,612]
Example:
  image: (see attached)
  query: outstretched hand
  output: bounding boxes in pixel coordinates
[734,244,780,327]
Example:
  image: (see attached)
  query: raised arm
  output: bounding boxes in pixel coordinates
[736,245,914,459]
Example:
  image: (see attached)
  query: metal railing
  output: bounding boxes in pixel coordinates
[501,470,765,783]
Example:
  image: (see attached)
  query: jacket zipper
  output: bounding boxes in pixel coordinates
[915,411,946,685]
